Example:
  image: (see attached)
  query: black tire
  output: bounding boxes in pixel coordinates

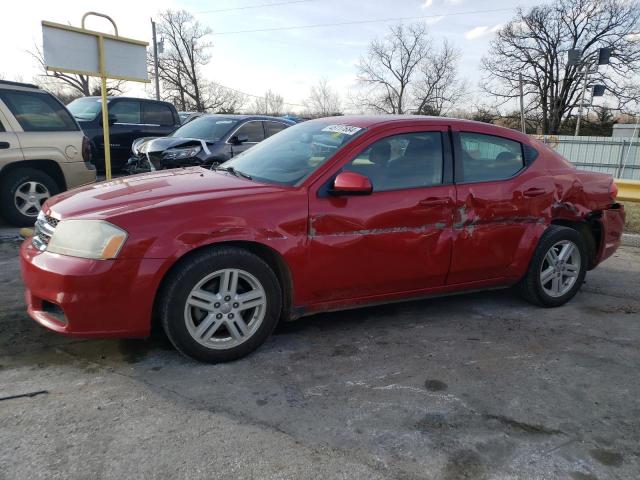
[0,168,59,227]
[517,225,587,307]
[159,247,282,363]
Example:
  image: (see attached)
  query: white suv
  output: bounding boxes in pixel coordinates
[0,80,96,226]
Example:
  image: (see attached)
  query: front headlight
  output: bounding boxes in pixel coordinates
[47,220,127,260]
[163,146,201,160]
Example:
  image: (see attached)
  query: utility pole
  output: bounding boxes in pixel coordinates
[574,64,591,137]
[518,73,526,134]
[151,18,160,101]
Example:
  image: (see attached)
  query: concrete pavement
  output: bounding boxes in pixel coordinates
[1,240,639,479]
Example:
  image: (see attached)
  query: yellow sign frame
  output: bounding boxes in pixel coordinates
[42,13,149,180]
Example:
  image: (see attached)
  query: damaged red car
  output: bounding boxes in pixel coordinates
[20,116,624,362]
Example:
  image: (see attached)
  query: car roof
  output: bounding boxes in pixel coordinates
[0,80,43,91]
[80,96,175,105]
[197,114,295,124]
[310,115,530,143]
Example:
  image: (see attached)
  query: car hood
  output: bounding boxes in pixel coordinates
[45,167,282,221]
[133,136,215,155]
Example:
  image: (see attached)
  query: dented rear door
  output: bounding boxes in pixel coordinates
[448,129,553,284]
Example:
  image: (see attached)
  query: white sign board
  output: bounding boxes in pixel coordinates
[42,22,148,82]
[42,26,99,76]
[103,38,147,80]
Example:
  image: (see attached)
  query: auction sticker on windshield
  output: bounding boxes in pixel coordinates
[321,124,362,135]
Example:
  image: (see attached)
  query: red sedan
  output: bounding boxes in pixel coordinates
[20,116,624,362]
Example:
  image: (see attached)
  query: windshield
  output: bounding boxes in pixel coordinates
[222,121,366,186]
[66,97,102,121]
[172,116,238,142]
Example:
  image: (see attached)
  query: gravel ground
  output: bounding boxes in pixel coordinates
[0,240,639,480]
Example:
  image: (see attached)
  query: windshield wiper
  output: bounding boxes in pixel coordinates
[214,165,252,180]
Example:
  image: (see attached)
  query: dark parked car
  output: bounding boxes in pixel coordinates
[66,96,181,171]
[126,114,294,173]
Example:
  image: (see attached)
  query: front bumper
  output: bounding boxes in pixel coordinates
[19,240,164,338]
[127,153,208,173]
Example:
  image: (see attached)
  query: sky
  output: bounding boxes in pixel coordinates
[0,0,544,112]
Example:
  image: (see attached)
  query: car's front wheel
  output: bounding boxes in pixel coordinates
[518,225,587,307]
[159,247,282,363]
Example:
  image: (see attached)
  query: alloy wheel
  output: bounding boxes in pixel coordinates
[14,181,50,217]
[539,239,581,298]
[184,268,267,349]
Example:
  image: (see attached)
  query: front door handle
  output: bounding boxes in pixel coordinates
[0,141,10,149]
[418,197,451,207]
[523,187,546,198]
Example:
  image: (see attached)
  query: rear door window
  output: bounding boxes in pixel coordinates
[143,103,175,126]
[110,101,142,124]
[264,121,288,138]
[0,90,78,132]
[233,121,264,143]
[459,132,524,182]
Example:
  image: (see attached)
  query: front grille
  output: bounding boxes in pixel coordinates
[45,215,58,228]
[32,213,57,251]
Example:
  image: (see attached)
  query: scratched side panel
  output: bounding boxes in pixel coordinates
[305,185,455,303]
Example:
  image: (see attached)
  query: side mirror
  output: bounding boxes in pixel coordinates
[330,171,373,196]
[230,134,249,145]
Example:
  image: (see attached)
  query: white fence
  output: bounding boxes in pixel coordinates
[533,135,640,180]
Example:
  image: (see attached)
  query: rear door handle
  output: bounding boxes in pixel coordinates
[418,197,451,207]
[0,141,10,149]
[523,187,546,198]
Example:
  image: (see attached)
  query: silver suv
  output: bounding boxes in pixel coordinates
[0,80,96,226]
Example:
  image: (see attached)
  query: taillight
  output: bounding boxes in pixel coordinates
[610,180,618,201]
[82,136,92,163]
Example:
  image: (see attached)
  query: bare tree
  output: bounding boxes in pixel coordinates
[253,90,285,116]
[156,9,210,111]
[356,23,430,114]
[29,45,124,97]
[470,104,500,124]
[155,10,246,113]
[414,40,467,116]
[304,78,342,116]
[206,83,246,113]
[481,0,640,134]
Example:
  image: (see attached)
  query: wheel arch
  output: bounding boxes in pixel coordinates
[151,240,295,333]
[0,160,67,190]
[551,216,602,270]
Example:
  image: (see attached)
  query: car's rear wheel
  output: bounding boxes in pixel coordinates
[0,168,59,226]
[517,225,587,307]
[159,247,282,363]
